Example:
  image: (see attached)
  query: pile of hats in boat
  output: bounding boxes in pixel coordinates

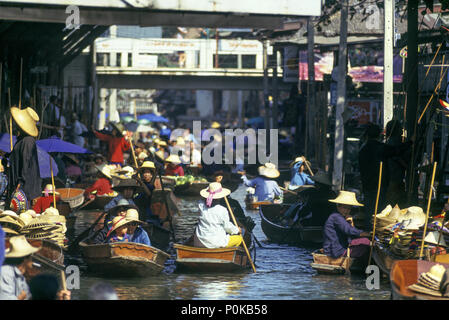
[409,264,449,297]
[0,207,67,247]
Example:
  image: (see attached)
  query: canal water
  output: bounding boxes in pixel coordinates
[67,185,392,300]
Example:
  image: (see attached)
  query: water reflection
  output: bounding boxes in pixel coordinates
[68,184,391,300]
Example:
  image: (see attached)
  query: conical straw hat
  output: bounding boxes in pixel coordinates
[328,190,364,207]
[42,184,60,196]
[424,231,447,247]
[165,154,181,164]
[10,107,39,137]
[125,208,143,223]
[200,182,231,200]
[258,162,280,179]
[5,235,41,258]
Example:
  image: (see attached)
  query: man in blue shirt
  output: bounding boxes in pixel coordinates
[323,191,370,259]
[289,156,314,190]
[241,163,282,202]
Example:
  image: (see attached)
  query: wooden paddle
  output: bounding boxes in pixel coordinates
[420,162,438,260]
[368,161,383,266]
[224,196,256,273]
[280,186,298,195]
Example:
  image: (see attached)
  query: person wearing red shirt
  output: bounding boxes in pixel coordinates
[32,184,61,214]
[92,122,131,165]
[84,164,114,198]
[164,155,184,176]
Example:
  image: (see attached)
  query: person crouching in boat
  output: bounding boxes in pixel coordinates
[289,156,314,190]
[240,163,282,202]
[32,184,61,214]
[84,164,114,199]
[106,216,131,243]
[125,208,151,246]
[323,191,371,261]
[164,154,184,177]
[193,182,243,248]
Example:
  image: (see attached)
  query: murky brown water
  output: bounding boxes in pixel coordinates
[66,185,391,300]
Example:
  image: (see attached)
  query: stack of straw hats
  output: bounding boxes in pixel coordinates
[409,264,447,297]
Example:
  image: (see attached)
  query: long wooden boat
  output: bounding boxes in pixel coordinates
[79,241,170,277]
[311,249,366,275]
[390,259,449,300]
[259,204,323,246]
[174,181,209,197]
[282,185,315,204]
[371,243,402,275]
[173,229,255,273]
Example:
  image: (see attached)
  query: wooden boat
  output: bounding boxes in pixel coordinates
[173,229,255,273]
[259,204,323,246]
[79,241,170,277]
[174,181,209,197]
[390,259,449,300]
[282,185,315,204]
[56,188,85,209]
[245,200,272,211]
[311,249,366,275]
[371,243,402,275]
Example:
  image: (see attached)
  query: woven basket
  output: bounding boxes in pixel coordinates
[56,188,85,209]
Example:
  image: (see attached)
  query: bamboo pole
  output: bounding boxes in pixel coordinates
[224,196,256,273]
[368,161,383,266]
[419,162,437,260]
[417,66,449,124]
[50,158,57,208]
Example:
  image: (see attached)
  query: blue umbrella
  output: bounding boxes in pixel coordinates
[36,137,92,154]
[137,113,169,123]
[0,133,58,178]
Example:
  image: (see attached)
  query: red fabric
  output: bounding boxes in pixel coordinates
[84,178,113,196]
[33,195,61,214]
[165,165,184,176]
[94,131,130,164]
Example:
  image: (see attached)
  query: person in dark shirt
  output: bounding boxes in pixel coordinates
[323,191,370,260]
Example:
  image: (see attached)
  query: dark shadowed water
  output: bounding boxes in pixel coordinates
[67,185,391,300]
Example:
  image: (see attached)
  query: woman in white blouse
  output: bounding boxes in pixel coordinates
[193,182,243,248]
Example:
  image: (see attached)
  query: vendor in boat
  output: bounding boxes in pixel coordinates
[32,184,61,214]
[104,178,140,212]
[106,216,131,243]
[84,164,114,198]
[240,163,282,202]
[193,182,243,248]
[125,208,151,246]
[92,121,131,167]
[133,161,162,226]
[289,156,314,190]
[164,154,185,177]
[323,191,371,261]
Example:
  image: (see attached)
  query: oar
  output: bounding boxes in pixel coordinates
[420,162,438,260]
[224,196,256,273]
[368,161,383,266]
[303,157,314,176]
[68,210,108,251]
[280,186,298,195]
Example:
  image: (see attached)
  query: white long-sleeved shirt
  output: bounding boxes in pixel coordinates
[193,203,240,248]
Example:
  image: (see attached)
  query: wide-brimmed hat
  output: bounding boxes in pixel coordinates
[0,213,24,234]
[155,150,165,161]
[10,107,39,137]
[125,208,143,224]
[114,166,135,176]
[258,163,280,179]
[19,211,34,225]
[107,199,138,216]
[95,164,113,179]
[5,235,41,258]
[311,170,333,186]
[200,182,231,200]
[165,154,181,165]
[290,156,306,168]
[409,264,447,295]
[425,231,447,247]
[42,184,60,196]
[398,206,426,229]
[329,190,364,207]
[138,152,148,161]
[211,121,221,129]
[139,161,156,172]
[110,122,125,136]
[42,207,60,216]
[112,178,141,191]
[109,216,131,233]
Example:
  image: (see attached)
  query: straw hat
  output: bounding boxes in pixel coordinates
[24,209,39,218]
[95,164,113,179]
[328,190,364,207]
[157,140,167,147]
[138,152,148,161]
[139,161,156,172]
[110,216,131,233]
[110,122,125,136]
[165,154,181,165]
[0,213,24,234]
[200,182,231,200]
[42,184,60,196]
[5,235,41,258]
[290,156,305,168]
[311,170,333,186]
[211,121,221,129]
[42,207,59,216]
[125,208,143,223]
[10,107,39,137]
[155,150,165,161]
[115,166,135,176]
[19,211,34,225]
[398,207,426,229]
[258,163,280,179]
[425,231,448,247]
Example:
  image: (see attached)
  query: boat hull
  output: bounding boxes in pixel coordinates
[311,252,366,275]
[79,242,170,277]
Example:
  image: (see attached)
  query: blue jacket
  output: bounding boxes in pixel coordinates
[290,162,314,187]
[323,212,363,258]
[130,227,151,246]
[242,176,282,201]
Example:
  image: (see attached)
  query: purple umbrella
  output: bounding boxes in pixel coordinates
[0,133,58,178]
[36,137,92,154]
